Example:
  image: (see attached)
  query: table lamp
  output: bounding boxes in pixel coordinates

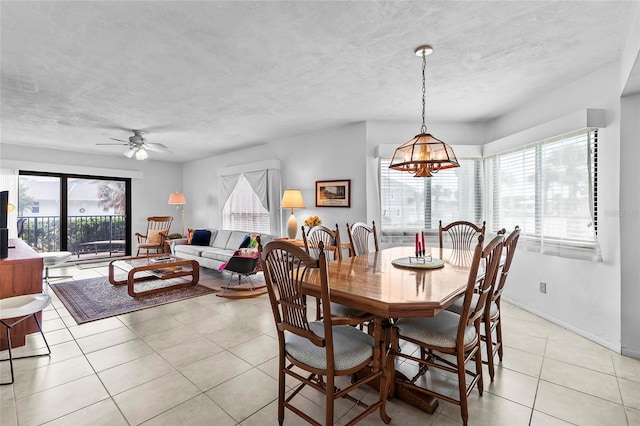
[168,192,186,237]
[281,189,304,240]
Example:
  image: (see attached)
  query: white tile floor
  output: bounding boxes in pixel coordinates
[1,264,639,425]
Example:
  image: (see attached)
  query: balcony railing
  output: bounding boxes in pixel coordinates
[18,215,127,259]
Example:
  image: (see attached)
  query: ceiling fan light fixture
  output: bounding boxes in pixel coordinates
[135,148,149,160]
[389,44,459,177]
[123,147,137,158]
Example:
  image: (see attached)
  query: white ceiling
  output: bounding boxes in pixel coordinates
[1,1,638,163]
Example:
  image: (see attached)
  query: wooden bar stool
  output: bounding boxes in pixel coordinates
[0,293,52,385]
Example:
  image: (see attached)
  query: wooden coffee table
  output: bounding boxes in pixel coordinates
[109,255,199,297]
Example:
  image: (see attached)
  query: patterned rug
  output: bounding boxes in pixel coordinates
[50,269,233,324]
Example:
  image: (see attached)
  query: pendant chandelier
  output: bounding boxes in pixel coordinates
[389,45,459,177]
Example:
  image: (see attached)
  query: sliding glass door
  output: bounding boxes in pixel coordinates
[17,174,62,251]
[19,172,131,259]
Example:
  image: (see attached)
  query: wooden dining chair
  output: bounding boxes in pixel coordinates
[439,220,486,251]
[302,224,343,261]
[135,216,173,256]
[303,224,372,327]
[346,221,379,256]
[258,239,390,426]
[389,234,504,426]
[485,226,520,379]
[446,227,521,381]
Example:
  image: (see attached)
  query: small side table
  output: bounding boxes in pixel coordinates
[163,237,183,254]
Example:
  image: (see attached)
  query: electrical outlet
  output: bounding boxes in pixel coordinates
[539,281,547,294]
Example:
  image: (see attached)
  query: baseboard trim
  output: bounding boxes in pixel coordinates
[621,347,640,359]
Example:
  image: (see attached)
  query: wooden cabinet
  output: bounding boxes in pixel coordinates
[0,238,44,350]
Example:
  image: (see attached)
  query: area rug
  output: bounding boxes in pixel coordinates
[49,269,244,324]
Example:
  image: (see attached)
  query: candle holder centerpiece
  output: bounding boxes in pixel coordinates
[409,252,432,264]
[392,231,445,270]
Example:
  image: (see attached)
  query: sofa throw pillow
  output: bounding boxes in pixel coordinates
[239,247,259,257]
[186,228,195,244]
[191,229,212,246]
[147,229,163,244]
[238,234,251,249]
[248,234,259,248]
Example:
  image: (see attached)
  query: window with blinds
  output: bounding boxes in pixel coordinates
[222,174,270,234]
[379,158,483,239]
[485,128,599,260]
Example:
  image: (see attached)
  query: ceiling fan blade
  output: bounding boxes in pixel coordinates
[96,142,128,146]
[109,138,130,143]
[142,142,171,153]
[139,124,177,133]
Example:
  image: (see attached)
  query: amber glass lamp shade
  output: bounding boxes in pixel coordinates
[389,133,460,177]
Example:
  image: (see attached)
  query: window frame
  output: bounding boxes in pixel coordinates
[486,128,599,257]
[18,170,132,255]
[378,157,484,242]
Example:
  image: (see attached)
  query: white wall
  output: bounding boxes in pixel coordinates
[620,92,640,357]
[0,144,183,249]
[182,122,368,238]
[486,64,623,351]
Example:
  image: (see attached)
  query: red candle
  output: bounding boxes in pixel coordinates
[415,233,419,253]
[421,231,425,253]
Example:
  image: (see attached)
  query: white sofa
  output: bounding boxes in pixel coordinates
[170,229,274,270]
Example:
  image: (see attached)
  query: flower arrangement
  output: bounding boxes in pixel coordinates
[304,216,322,227]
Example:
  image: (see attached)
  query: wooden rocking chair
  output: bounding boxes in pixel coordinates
[135,216,173,256]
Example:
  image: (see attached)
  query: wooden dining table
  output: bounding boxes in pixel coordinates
[301,245,476,414]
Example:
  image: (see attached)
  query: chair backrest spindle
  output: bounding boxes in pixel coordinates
[493,226,521,302]
[259,239,332,349]
[302,224,342,261]
[458,234,505,334]
[439,220,486,251]
[347,221,379,256]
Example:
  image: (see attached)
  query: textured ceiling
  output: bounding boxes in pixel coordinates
[1,1,638,162]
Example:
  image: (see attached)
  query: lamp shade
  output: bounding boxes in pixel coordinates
[280,189,305,209]
[168,192,186,205]
[389,133,459,177]
[135,149,149,160]
[7,203,15,213]
[123,147,137,158]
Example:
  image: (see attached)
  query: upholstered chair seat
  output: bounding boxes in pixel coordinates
[329,302,368,318]
[285,321,374,371]
[394,311,477,348]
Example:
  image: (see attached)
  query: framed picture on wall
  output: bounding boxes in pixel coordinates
[316,179,351,208]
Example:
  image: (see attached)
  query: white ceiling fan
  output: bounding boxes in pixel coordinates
[97,130,171,160]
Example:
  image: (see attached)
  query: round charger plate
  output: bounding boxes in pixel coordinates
[392,256,445,270]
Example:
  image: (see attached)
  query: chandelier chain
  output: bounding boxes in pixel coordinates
[421,49,427,134]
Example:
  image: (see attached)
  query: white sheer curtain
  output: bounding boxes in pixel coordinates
[219,173,242,212]
[218,167,282,237]
[0,168,19,238]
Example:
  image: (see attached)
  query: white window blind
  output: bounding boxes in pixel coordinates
[222,174,270,234]
[379,158,483,240]
[485,128,599,261]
